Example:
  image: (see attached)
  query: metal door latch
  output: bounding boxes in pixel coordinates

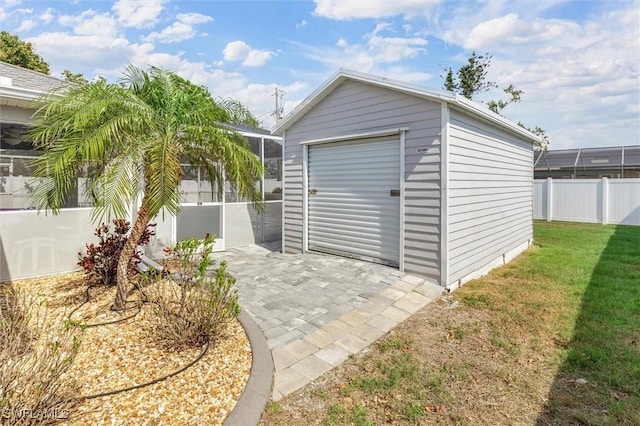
[390,190,400,197]
[308,188,317,195]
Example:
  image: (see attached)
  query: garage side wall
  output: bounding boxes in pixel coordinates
[283,80,442,283]
[446,108,533,288]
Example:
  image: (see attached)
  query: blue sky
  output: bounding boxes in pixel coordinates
[1,0,638,149]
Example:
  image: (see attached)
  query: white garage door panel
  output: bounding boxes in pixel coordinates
[308,137,400,266]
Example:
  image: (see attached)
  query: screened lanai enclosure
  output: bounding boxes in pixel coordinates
[148,128,283,257]
[0,122,282,281]
[1,61,283,282]
[534,145,640,179]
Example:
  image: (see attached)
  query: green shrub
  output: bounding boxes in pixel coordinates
[77,219,155,287]
[146,235,240,349]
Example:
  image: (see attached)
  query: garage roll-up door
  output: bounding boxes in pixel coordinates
[308,137,400,266]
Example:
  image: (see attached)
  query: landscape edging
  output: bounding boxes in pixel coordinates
[223,310,273,426]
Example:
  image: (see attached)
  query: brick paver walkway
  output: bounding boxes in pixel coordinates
[211,242,443,400]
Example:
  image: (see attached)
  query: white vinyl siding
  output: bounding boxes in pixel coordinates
[308,137,400,265]
[403,105,441,282]
[283,140,304,253]
[447,108,533,286]
[282,80,442,281]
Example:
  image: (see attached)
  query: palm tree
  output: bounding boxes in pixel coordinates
[29,65,263,310]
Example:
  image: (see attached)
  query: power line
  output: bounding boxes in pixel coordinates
[272,87,286,123]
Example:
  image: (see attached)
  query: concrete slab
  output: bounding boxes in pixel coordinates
[303,328,338,348]
[290,354,333,381]
[333,333,370,354]
[280,339,319,361]
[352,323,387,344]
[380,305,413,323]
[314,344,350,367]
[339,309,370,327]
[393,295,426,314]
[366,314,398,333]
[271,347,297,371]
[378,287,407,301]
[273,367,308,398]
[390,279,417,293]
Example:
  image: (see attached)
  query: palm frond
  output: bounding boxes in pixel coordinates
[143,136,183,217]
[217,97,260,128]
[28,64,263,221]
[88,140,144,222]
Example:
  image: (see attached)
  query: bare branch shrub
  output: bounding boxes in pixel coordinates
[145,235,240,349]
[1,284,82,425]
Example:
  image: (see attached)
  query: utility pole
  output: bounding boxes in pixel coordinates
[272,87,285,123]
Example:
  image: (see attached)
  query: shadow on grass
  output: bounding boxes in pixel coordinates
[537,224,640,425]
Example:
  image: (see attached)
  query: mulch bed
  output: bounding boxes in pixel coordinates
[9,272,252,425]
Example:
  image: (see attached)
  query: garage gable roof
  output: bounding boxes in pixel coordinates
[272,68,542,144]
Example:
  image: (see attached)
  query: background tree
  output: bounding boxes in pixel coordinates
[443,52,497,99]
[444,51,548,149]
[29,65,263,310]
[61,70,88,85]
[0,31,50,74]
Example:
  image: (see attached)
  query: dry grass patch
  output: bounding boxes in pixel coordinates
[261,298,558,425]
[261,222,640,425]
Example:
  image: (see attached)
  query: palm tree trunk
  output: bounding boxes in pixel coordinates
[112,207,150,311]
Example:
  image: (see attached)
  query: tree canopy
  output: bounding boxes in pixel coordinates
[443,52,497,100]
[29,65,263,310]
[443,52,549,149]
[61,70,89,85]
[0,31,50,74]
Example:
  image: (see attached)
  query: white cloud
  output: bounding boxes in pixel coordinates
[313,0,440,20]
[296,22,427,74]
[164,67,307,128]
[145,21,195,43]
[226,80,308,128]
[40,7,54,24]
[223,40,251,62]
[112,0,164,28]
[400,0,639,149]
[58,10,118,38]
[464,9,638,149]
[144,12,213,43]
[296,19,307,29]
[222,40,275,67]
[244,49,274,67]
[176,13,212,25]
[27,31,156,76]
[15,18,36,31]
[0,5,31,23]
[464,13,582,50]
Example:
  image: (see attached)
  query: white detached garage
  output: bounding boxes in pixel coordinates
[272,69,542,291]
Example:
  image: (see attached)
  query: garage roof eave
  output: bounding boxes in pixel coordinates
[272,68,543,145]
[451,95,543,144]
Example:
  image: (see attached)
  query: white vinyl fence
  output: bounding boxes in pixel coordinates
[534,178,640,226]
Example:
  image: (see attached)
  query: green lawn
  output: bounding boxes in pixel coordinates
[532,221,640,423]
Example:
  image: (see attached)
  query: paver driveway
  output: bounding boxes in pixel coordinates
[211,242,443,400]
